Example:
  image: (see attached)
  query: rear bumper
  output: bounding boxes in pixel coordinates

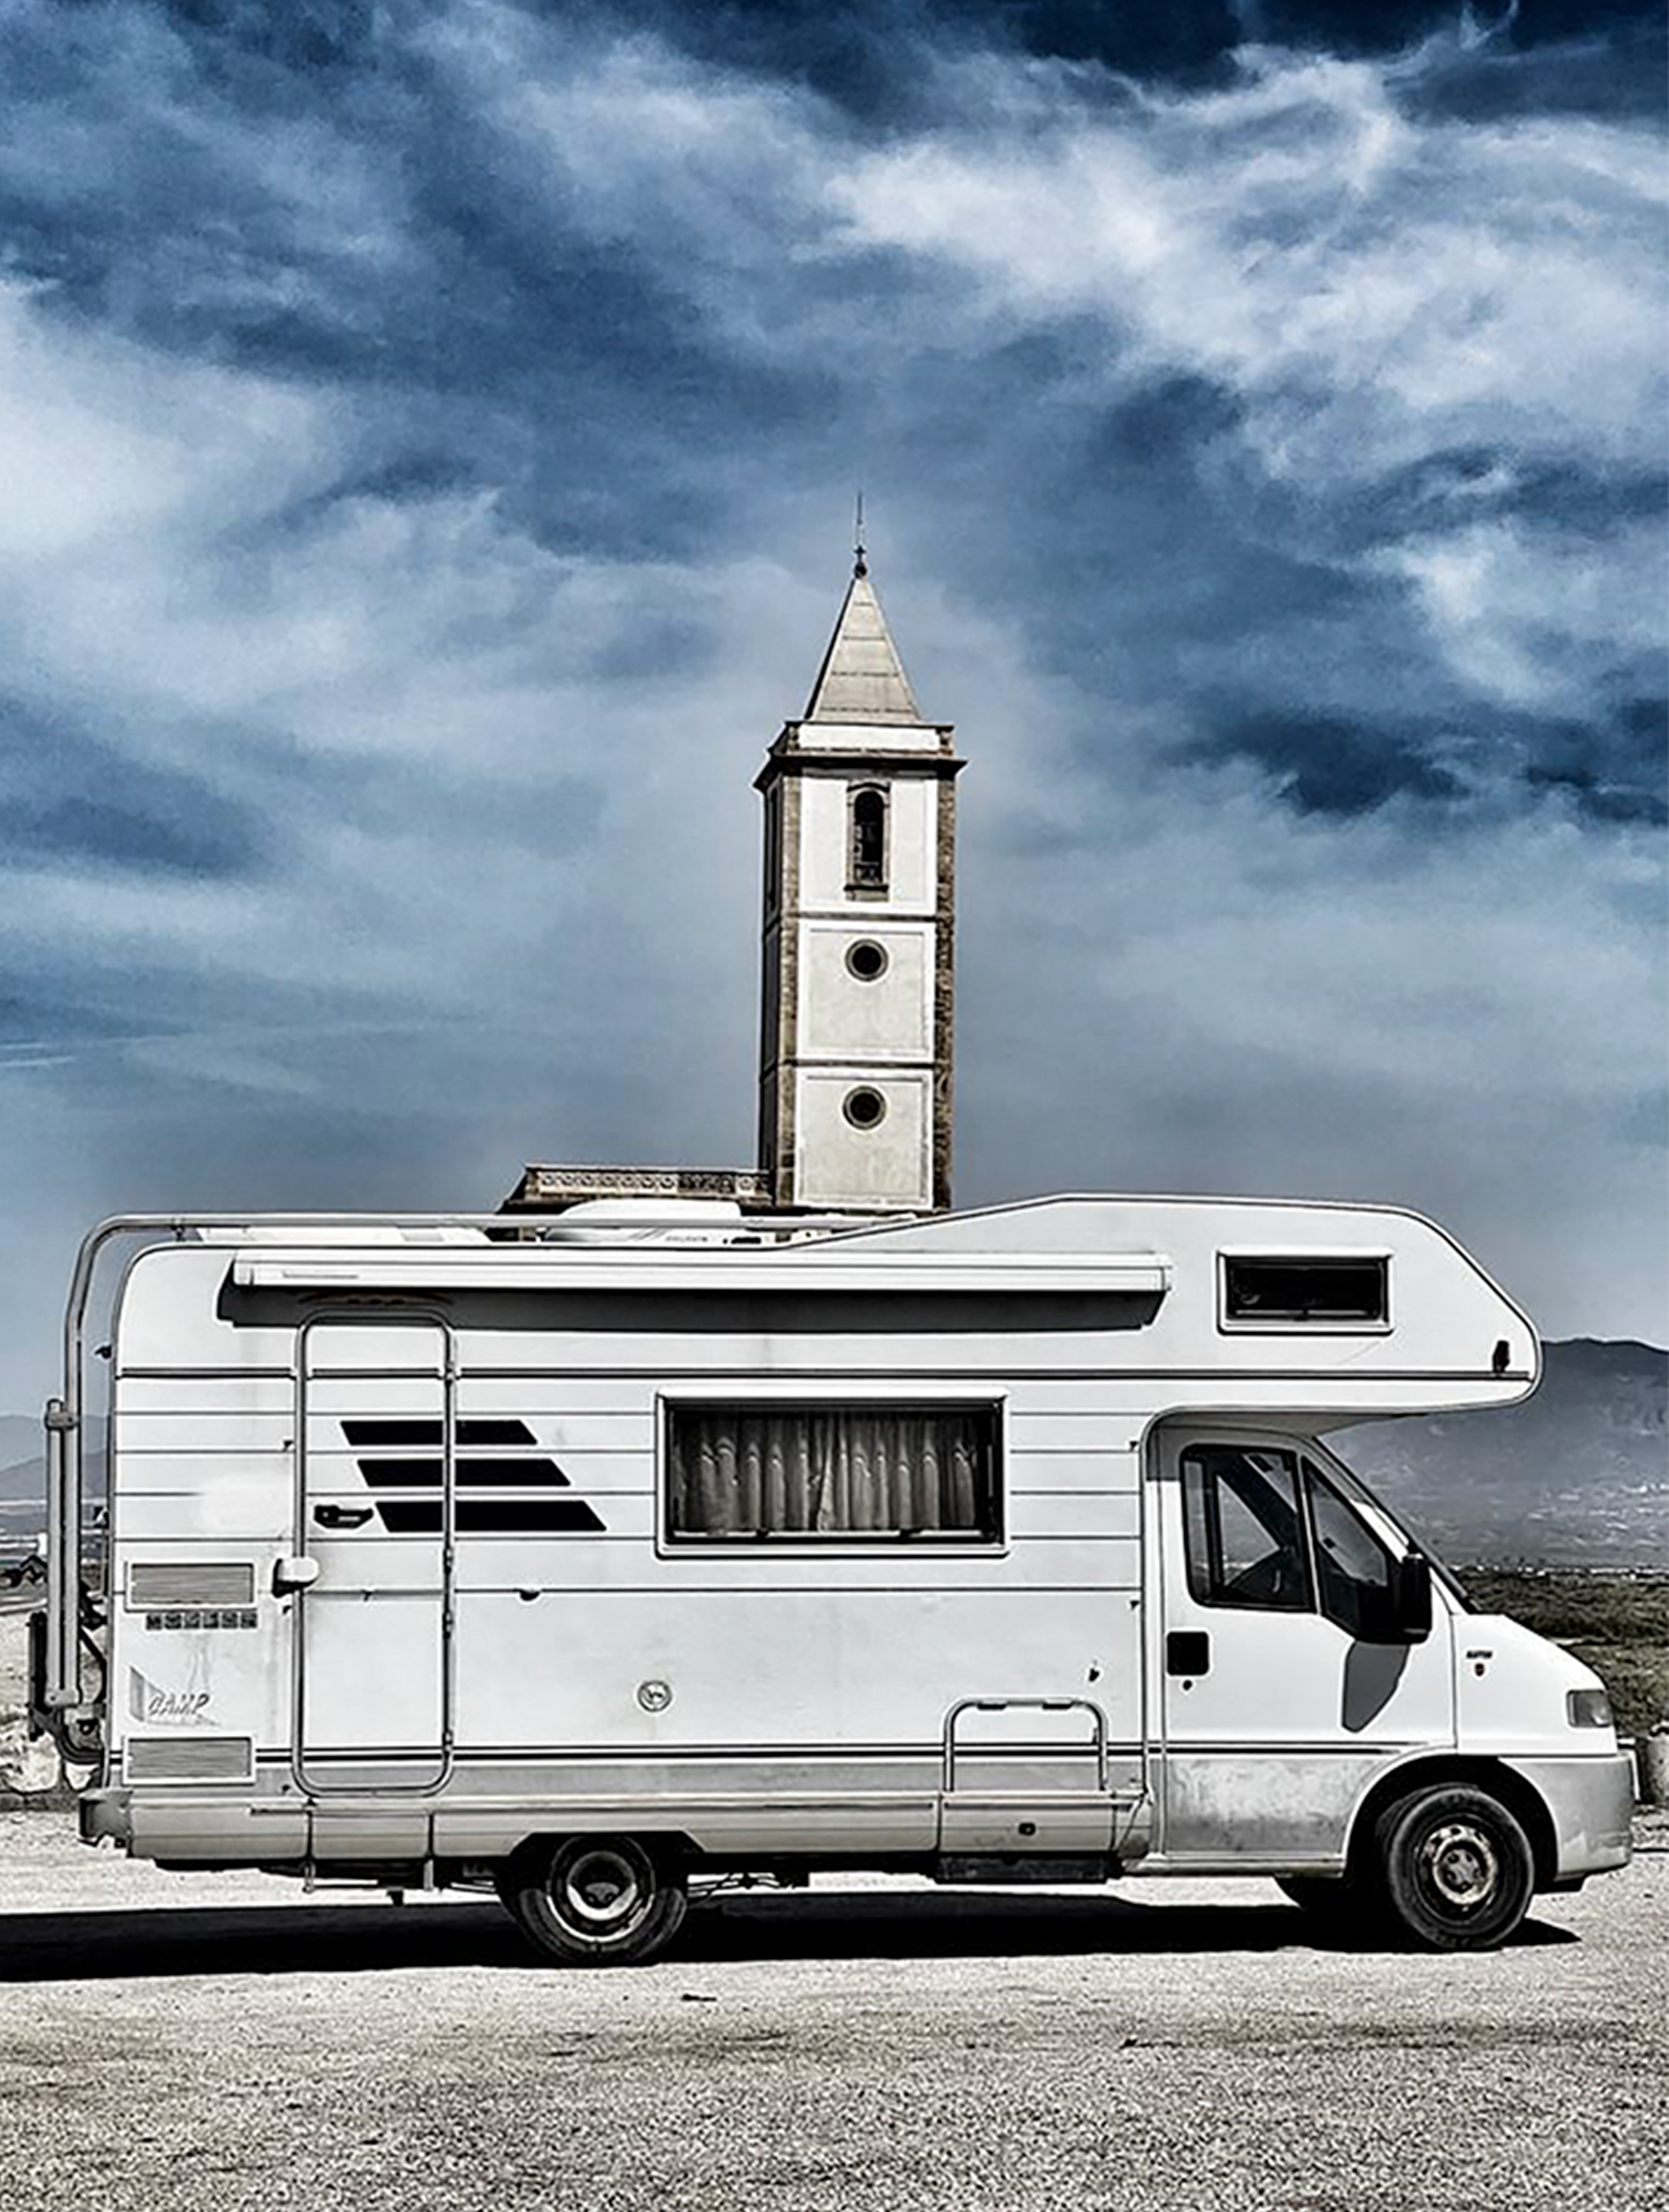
[79,1789,133,1848]
[1504,1753,1634,1881]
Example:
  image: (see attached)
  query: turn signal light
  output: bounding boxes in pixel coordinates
[1566,1689,1613,1729]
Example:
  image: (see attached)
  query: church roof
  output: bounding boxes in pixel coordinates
[804,561,924,724]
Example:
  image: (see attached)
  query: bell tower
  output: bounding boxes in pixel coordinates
[756,546,962,1212]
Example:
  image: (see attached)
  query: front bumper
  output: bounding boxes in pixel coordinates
[1505,1753,1634,1881]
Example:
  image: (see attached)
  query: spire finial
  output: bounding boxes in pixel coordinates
[853,489,867,578]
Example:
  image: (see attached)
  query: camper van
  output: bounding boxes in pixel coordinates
[32,1195,1631,1962]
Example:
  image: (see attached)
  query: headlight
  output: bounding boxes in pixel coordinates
[1566,1689,1613,1730]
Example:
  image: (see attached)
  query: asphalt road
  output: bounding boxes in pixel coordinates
[0,1814,1661,2212]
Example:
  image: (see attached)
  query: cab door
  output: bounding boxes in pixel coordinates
[1150,1427,1453,1864]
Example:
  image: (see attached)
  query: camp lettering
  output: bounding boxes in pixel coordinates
[146,1687,210,1722]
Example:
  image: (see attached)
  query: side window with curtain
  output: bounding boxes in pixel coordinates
[665,1403,1001,1543]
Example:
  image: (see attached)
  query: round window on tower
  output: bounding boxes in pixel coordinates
[843,1086,888,1131]
[845,939,889,983]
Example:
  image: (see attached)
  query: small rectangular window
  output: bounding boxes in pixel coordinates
[1221,1255,1388,1327]
[666,1402,1000,1543]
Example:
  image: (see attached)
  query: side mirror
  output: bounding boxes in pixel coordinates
[1393,1551,1433,1643]
[272,1556,320,1596]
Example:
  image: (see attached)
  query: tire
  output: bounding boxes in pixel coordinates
[500,1836,688,1967]
[1374,1785,1535,1953]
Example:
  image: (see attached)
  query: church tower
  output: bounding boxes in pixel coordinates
[756,550,962,1213]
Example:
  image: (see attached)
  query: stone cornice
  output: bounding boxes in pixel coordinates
[755,745,965,793]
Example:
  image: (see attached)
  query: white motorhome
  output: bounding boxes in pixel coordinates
[33,1195,1631,1962]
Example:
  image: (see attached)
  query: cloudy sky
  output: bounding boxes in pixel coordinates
[0,0,1664,1409]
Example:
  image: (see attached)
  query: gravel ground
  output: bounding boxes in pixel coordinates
[0,1814,1662,2212]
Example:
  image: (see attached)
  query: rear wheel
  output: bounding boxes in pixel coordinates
[500,1836,688,1967]
[1374,1785,1535,1952]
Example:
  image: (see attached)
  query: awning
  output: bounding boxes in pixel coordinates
[231,1249,1172,1297]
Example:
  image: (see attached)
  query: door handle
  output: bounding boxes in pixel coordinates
[313,1504,373,1530]
[1167,1630,1210,1677]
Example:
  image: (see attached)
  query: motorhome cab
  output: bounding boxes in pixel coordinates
[33,1195,1631,1962]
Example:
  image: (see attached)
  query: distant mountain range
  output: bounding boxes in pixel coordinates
[0,1419,105,1535]
[1,1341,1663,1566]
[1345,1338,1666,1569]
[0,1415,41,1474]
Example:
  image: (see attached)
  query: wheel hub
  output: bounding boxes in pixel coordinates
[560,1847,648,1930]
[1419,1820,1499,1910]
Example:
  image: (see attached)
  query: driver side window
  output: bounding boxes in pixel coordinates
[1181,1446,1314,1612]
[1307,1466,1396,1638]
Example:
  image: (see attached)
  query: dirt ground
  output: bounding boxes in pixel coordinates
[3,1602,1665,2208]
[0,1809,1662,2212]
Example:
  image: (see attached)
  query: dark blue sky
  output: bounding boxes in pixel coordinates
[0,0,1664,1402]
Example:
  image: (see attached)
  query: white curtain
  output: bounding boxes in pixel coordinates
[669,1406,994,1538]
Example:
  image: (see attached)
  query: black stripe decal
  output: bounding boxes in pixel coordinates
[343,1418,536,1447]
[337,1420,606,1532]
[375,1498,607,1534]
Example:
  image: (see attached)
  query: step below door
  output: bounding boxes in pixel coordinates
[938,1696,1116,1857]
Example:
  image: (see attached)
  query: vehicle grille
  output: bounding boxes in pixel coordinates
[125,1737,255,1783]
[128,1563,256,1608]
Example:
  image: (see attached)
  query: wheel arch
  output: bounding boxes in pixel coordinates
[1346,1756,1558,1890]
[500,1827,699,1879]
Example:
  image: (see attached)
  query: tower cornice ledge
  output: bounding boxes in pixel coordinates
[755,740,964,793]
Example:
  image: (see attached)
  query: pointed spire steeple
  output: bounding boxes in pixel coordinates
[757,537,962,1216]
[803,555,924,726]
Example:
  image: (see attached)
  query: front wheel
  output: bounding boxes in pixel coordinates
[1374,1786,1535,1952]
[500,1836,688,1967]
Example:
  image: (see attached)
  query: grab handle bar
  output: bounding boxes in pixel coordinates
[941,1695,1109,1794]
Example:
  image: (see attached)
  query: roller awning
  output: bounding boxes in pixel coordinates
[231,1249,1172,1297]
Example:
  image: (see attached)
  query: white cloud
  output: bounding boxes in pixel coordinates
[830,54,1661,480]
[0,280,327,559]
[426,5,827,279]
[806,42,1664,716]
[1384,516,1667,711]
